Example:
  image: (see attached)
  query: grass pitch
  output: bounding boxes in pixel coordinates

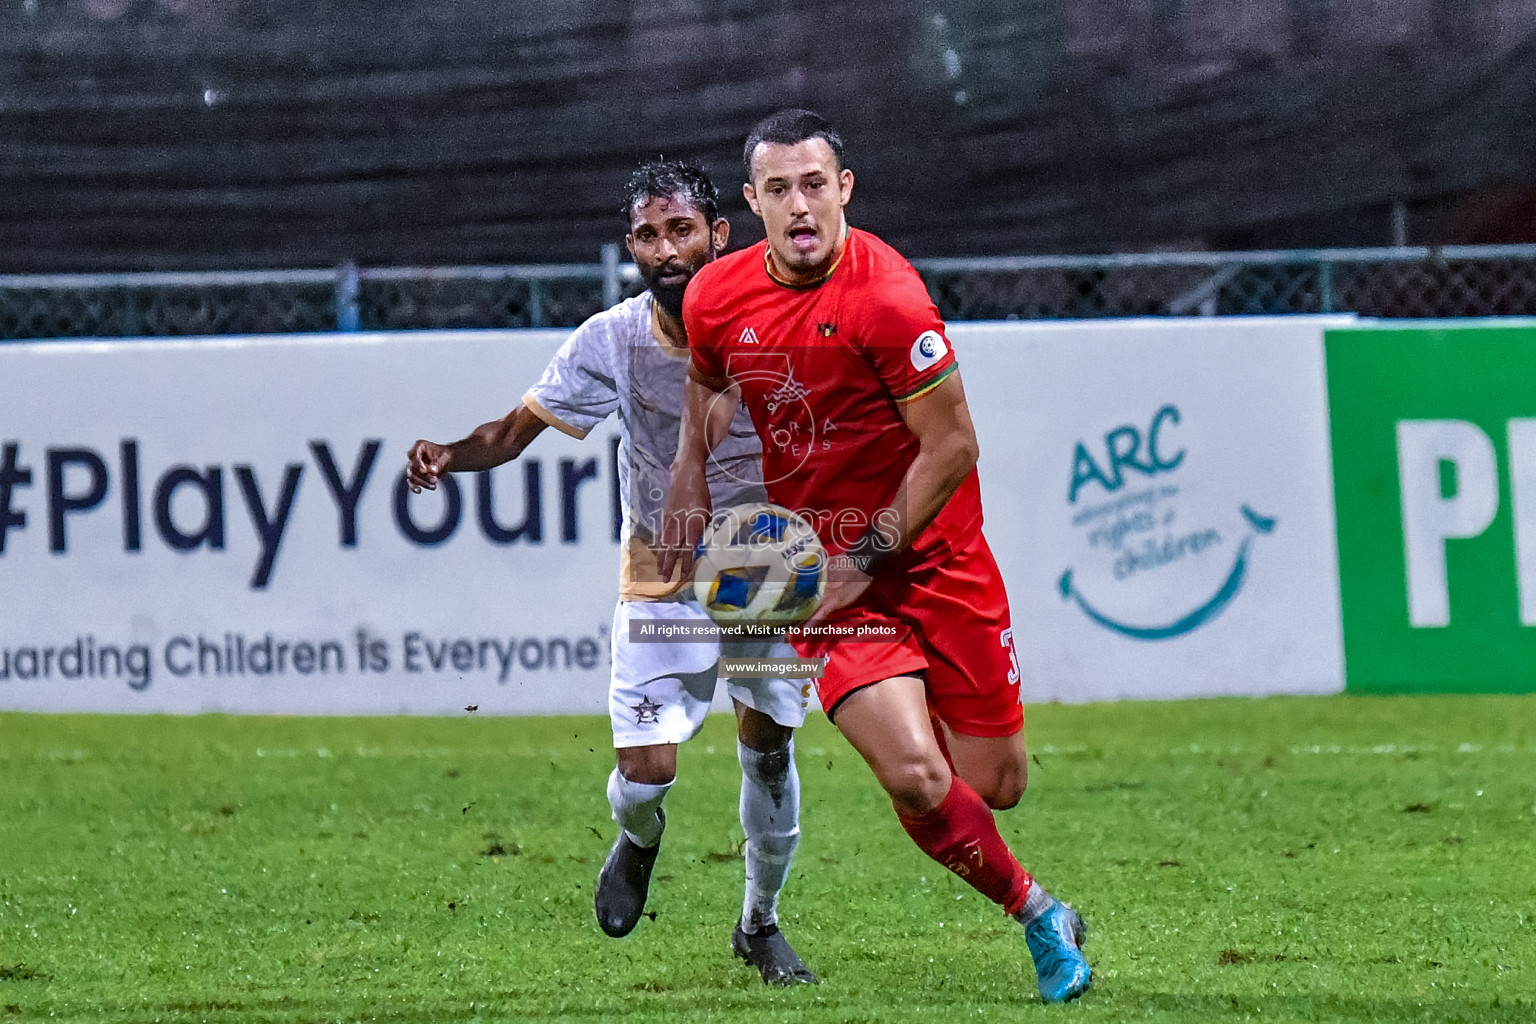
[1,695,1533,1023]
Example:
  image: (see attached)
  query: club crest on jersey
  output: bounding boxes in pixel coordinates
[817,322,837,337]
[765,372,811,412]
[910,330,947,371]
[738,326,761,345]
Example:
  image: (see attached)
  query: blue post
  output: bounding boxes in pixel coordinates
[121,286,141,337]
[528,279,545,328]
[601,242,621,309]
[336,261,361,332]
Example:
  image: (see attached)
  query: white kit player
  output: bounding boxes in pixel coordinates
[405,160,816,985]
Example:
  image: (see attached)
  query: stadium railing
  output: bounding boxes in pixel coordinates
[4,243,1536,339]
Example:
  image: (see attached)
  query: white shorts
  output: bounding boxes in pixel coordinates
[608,599,811,748]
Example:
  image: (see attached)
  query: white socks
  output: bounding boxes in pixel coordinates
[607,767,671,849]
[738,739,801,933]
[606,738,802,931]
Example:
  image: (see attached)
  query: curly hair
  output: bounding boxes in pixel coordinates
[621,159,720,224]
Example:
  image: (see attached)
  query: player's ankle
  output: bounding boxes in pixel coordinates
[1011,881,1055,926]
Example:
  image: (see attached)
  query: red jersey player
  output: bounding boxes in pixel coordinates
[660,110,1091,1003]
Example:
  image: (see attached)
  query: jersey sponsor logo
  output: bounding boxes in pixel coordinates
[738,326,761,345]
[910,330,947,371]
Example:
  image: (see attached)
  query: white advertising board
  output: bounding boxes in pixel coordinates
[957,318,1349,702]
[2,319,1350,715]
[0,332,622,714]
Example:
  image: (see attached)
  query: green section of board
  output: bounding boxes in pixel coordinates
[1326,323,1536,692]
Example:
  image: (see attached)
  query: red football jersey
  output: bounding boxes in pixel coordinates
[684,227,982,566]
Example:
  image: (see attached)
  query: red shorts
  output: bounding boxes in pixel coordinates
[792,532,1024,737]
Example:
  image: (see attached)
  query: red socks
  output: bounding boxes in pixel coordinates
[895,775,1033,915]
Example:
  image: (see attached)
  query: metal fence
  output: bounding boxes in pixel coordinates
[5,243,1536,340]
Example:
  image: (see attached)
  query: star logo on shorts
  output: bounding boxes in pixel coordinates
[631,696,662,725]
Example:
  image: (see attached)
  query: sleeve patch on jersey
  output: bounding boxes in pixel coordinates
[910,330,948,372]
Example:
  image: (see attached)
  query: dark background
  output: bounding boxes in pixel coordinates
[5,0,1536,272]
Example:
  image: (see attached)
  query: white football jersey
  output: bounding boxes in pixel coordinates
[523,292,766,599]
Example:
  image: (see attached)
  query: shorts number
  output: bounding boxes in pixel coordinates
[1000,628,1020,687]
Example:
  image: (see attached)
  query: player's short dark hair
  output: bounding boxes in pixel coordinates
[742,108,845,181]
[622,159,720,225]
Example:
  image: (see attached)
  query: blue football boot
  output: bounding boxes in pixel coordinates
[1024,900,1091,1003]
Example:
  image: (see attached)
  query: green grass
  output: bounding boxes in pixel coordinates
[2,696,1534,1023]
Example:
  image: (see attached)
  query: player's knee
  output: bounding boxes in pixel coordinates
[621,763,676,786]
[616,747,677,786]
[744,743,792,786]
[736,707,792,754]
[984,776,1025,810]
[881,757,951,815]
[967,759,1026,810]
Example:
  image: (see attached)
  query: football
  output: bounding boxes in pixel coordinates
[692,502,826,626]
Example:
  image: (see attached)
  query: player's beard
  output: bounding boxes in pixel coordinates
[646,271,689,319]
[642,243,714,320]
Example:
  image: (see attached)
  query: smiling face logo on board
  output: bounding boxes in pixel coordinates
[1057,403,1276,641]
[910,330,947,371]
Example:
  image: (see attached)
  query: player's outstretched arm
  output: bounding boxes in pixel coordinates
[657,371,738,578]
[407,404,549,493]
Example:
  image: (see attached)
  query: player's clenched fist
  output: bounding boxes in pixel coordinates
[406,440,452,493]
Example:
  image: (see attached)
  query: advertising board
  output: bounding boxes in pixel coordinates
[0,332,621,714]
[1325,322,1536,693]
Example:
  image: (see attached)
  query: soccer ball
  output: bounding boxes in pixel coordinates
[693,503,826,626]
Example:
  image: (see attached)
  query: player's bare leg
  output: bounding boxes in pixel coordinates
[595,742,676,937]
[832,676,1090,1002]
[833,676,953,814]
[731,701,817,985]
[940,725,1028,810]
